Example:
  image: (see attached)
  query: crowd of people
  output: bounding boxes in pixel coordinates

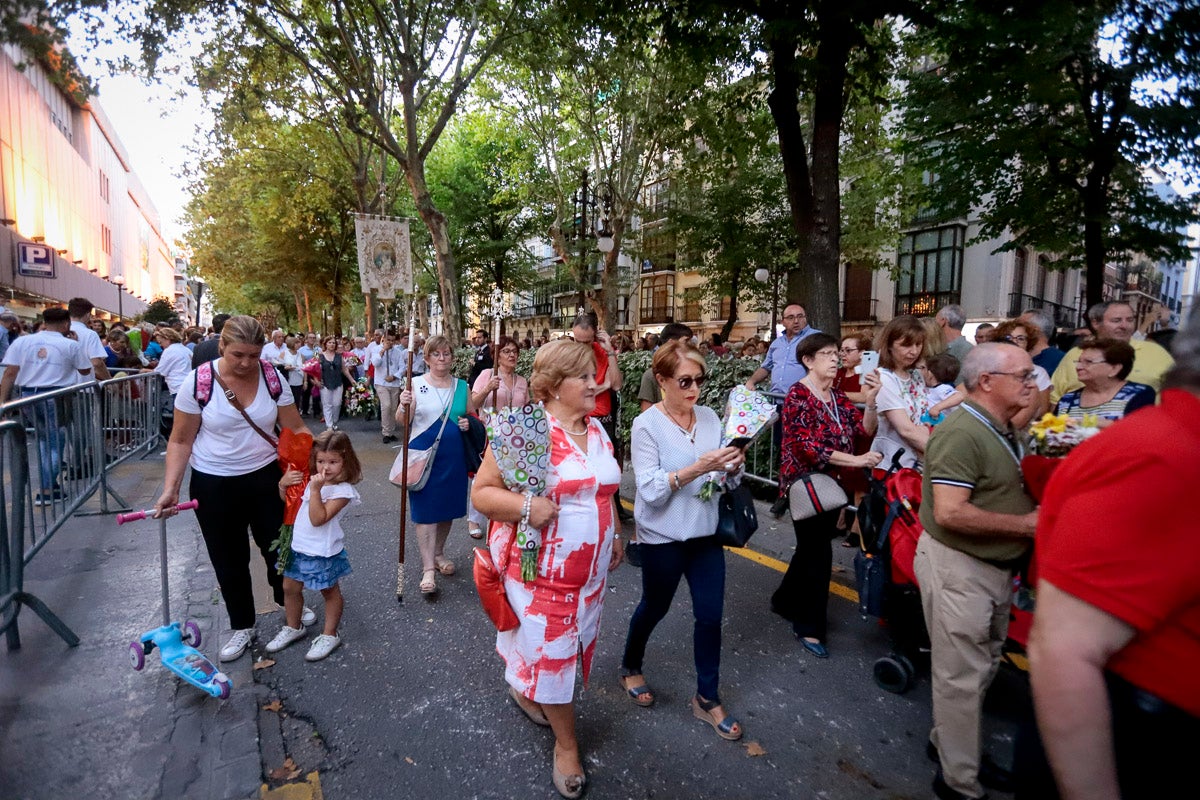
[2,297,1194,799]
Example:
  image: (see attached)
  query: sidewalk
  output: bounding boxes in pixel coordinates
[0,455,264,800]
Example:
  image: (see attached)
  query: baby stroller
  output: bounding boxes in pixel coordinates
[853,449,930,694]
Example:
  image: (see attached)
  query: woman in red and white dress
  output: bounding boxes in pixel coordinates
[472,339,623,799]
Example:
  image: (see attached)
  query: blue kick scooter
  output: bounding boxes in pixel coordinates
[120,500,233,699]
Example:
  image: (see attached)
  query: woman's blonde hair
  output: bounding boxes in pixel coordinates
[220,315,266,351]
[156,327,182,344]
[919,316,946,359]
[530,339,596,402]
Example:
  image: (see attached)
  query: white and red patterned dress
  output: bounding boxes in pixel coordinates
[489,415,621,704]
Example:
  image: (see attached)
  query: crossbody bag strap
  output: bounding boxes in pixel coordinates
[211,368,279,449]
[426,381,455,448]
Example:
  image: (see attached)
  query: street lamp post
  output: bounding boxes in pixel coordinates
[570,169,615,311]
[111,275,126,322]
[754,267,780,341]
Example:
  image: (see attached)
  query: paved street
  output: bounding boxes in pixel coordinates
[1,416,1031,799]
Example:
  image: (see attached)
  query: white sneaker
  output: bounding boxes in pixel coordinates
[305,634,341,662]
[301,605,317,627]
[265,625,307,653]
[219,628,255,662]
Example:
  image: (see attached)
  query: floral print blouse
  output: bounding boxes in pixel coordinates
[780,382,867,490]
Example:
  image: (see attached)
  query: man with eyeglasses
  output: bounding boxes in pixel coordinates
[1050,301,1174,403]
[915,342,1040,800]
[744,303,819,396]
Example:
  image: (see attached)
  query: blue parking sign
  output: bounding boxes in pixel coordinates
[18,242,56,278]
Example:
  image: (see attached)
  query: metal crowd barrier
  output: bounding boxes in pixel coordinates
[0,372,164,649]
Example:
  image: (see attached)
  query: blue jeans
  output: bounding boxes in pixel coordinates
[20,389,63,492]
[621,535,726,702]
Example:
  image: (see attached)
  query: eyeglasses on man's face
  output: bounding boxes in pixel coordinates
[675,375,707,390]
[783,313,807,321]
[986,370,1038,384]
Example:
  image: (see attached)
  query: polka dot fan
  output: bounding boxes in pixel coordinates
[487,403,553,581]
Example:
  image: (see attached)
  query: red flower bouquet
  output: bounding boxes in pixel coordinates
[269,428,313,574]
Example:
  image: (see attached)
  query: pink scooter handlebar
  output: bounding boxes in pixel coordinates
[116,499,199,525]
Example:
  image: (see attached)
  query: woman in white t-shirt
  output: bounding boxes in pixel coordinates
[153,328,195,438]
[870,316,931,469]
[152,316,310,663]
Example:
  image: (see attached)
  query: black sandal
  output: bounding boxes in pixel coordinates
[692,695,743,741]
[618,668,655,708]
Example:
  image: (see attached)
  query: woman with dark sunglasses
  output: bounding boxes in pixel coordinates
[621,340,748,741]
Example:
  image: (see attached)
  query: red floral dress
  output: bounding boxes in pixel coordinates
[489,416,621,703]
[780,382,868,492]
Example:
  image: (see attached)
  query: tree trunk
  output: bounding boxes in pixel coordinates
[407,166,464,346]
[1081,175,1110,310]
[721,269,741,341]
[292,289,304,329]
[366,289,378,332]
[797,8,852,335]
[765,25,816,316]
[303,287,313,333]
[598,216,629,332]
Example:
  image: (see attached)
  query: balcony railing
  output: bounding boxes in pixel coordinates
[640,304,674,325]
[1123,273,1163,298]
[842,297,878,322]
[895,292,960,318]
[1007,293,1079,329]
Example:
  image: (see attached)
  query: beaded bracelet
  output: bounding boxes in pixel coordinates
[520,491,533,527]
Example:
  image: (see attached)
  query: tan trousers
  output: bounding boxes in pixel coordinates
[914,532,1013,800]
[377,386,400,437]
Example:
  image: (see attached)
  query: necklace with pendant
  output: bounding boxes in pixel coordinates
[662,403,697,443]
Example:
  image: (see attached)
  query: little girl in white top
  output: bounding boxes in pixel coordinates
[267,430,361,661]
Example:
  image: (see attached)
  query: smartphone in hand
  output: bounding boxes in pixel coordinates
[858,350,880,375]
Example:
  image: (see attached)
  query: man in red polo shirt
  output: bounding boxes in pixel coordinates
[1029,309,1200,800]
[572,312,631,521]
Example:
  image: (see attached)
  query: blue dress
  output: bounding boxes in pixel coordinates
[408,376,469,523]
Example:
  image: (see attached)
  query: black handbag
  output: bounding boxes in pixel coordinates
[715,483,758,547]
[462,414,488,476]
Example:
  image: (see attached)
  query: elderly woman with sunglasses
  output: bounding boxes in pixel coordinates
[620,340,748,741]
[772,333,882,658]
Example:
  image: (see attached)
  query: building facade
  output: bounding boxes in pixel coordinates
[1,42,175,323]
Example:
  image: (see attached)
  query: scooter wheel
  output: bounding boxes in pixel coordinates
[215,678,232,699]
[129,642,145,671]
[182,620,202,648]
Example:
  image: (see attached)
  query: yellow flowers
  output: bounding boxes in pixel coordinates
[1029,413,1069,440]
[1028,412,1100,456]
